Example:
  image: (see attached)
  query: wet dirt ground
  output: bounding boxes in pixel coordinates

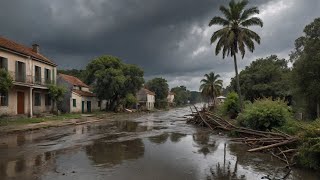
[0,107,319,180]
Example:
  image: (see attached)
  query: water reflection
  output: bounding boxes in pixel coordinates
[193,130,218,156]
[86,138,144,167]
[148,133,170,144]
[170,133,186,143]
[207,160,246,180]
[0,151,56,179]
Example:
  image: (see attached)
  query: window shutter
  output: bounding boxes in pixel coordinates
[15,61,18,81]
[22,62,26,82]
[2,58,8,71]
[48,69,51,84]
[52,69,55,84]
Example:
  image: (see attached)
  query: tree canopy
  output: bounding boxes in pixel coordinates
[85,55,144,111]
[199,72,223,105]
[291,18,320,118]
[228,55,291,102]
[145,77,169,108]
[171,86,190,106]
[0,69,13,94]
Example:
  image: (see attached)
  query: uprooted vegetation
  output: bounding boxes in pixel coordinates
[187,98,320,171]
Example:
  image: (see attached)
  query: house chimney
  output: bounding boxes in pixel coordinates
[32,44,39,54]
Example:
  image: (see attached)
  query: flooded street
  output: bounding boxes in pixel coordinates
[0,107,319,180]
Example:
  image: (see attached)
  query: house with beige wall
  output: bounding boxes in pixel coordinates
[57,74,101,113]
[0,36,57,117]
[167,92,175,106]
[136,88,155,110]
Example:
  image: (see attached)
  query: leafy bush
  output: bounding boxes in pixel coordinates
[237,98,291,131]
[221,92,240,119]
[124,93,137,107]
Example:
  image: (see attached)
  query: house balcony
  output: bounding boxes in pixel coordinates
[9,71,53,88]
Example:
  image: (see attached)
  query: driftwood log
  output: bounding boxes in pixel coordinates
[186,105,299,168]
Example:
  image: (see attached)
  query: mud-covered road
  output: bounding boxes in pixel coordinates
[0,106,319,180]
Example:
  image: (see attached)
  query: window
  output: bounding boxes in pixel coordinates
[0,92,8,106]
[34,93,41,106]
[15,61,26,82]
[79,86,82,91]
[73,99,76,107]
[44,69,51,84]
[35,66,41,84]
[45,94,51,106]
[0,57,8,70]
[98,101,101,107]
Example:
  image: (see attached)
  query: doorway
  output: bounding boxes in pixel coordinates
[17,92,25,114]
[82,101,85,113]
[87,101,91,113]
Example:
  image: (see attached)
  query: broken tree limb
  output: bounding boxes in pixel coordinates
[248,139,298,152]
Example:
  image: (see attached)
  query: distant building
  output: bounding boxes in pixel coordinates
[0,36,57,117]
[136,88,155,110]
[217,96,227,104]
[167,92,175,106]
[57,74,101,113]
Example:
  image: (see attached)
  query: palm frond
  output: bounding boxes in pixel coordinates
[210,28,229,44]
[219,5,232,20]
[242,28,261,44]
[240,7,259,21]
[209,17,229,26]
[241,17,263,27]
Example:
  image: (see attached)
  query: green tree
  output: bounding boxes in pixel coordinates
[209,0,263,109]
[199,72,223,106]
[0,69,13,94]
[171,86,190,106]
[86,55,143,111]
[291,18,320,119]
[146,78,169,108]
[228,55,291,102]
[48,84,66,112]
[124,93,138,108]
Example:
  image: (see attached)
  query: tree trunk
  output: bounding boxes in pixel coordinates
[233,54,243,110]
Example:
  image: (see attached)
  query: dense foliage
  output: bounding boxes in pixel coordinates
[291,18,320,119]
[221,92,240,119]
[209,0,263,109]
[171,86,190,106]
[228,55,291,102]
[48,84,66,112]
[199,72,222,105]
[146,78,169,108]
[0,69,13,94]
[85,55,144,111]
[237,98,291,131]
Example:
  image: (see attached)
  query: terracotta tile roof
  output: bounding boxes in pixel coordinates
[72,89,96,97]
[59,74,89,88]
[139,88,155,96]
[0,36,57,66]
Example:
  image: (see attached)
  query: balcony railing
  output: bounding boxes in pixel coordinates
[9,71,53,86]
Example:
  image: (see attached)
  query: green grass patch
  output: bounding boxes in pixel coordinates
[0,113,82,126]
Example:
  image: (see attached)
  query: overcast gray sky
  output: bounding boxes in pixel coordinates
[1,0,319,90]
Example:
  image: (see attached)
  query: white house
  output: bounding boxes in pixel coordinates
[136,88,155,110]
[167,92,175,106]
[0,36,57,117]
[57,74,101,113]
[217,96,227,104]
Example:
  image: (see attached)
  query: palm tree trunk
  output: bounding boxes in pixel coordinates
[233,54,243,110]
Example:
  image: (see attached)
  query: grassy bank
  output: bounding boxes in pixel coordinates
[0,113,82,126]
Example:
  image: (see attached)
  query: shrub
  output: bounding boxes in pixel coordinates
[237,98,291,131]
[221,92,240,119]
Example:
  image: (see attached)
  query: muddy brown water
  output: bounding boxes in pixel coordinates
[0,107,319,180]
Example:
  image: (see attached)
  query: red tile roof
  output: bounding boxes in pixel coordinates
[0,36,56,66]
[139,88,156,95]
[72,89,96,97]
[59,74,89,88]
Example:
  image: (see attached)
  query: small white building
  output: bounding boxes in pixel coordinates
[136,88,155,110]
[57,74,101,113]
[167,92,175,106]
[217,96,227,104]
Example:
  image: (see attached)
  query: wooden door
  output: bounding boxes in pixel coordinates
[82,101,85,113]
[17,92,25,114]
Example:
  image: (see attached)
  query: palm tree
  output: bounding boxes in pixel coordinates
[209,0,263,109]
[199,72,223,106]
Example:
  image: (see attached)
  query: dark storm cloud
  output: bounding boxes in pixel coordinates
[0,0,319,90]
